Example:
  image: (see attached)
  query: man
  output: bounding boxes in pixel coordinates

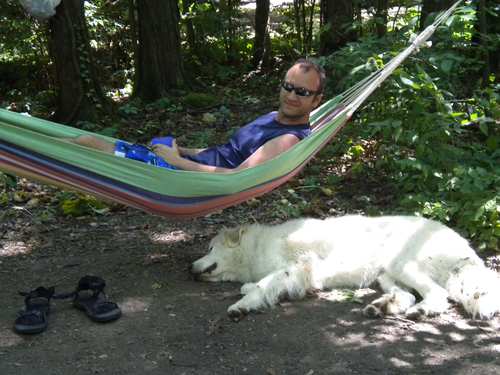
[70,59,325,173]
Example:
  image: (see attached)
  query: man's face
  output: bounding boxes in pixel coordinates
[278,64,323,124]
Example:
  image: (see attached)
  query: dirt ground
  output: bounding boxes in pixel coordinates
[1,197,500,375]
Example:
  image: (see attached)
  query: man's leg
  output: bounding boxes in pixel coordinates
[69,135,115,154]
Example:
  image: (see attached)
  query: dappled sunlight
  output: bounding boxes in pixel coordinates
[0,240,33,257]
[422,350,464,366]
[389,357,412,369]
[452,318,490,331]
[448,332,466,342]
[143,252,174,265]
[411,322,442,335]
[0,326,24,348]
[331,332,376,348]
[149,230,192,245]
[315,301,500,373]
[317,288,376,303]
[119,296,152,314]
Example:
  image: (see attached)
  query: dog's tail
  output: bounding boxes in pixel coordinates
[446,262,500,319]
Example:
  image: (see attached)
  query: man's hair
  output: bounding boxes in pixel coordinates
[293,58,326,95]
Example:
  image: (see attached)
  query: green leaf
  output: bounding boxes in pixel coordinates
[440,60,453,74]
[400,76,420,89]
[394,126,403,142]
[479,122,488,136]
[486,136,498,152]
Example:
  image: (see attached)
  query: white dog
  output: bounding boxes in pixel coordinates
[190,216,500,321]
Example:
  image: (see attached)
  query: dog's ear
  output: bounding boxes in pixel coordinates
[224,225,247,248]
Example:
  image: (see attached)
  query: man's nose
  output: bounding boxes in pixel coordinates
[285,89,299,100]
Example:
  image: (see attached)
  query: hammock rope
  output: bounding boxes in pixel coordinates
[0,1,462,218]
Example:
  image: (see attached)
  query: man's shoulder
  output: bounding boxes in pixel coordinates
[249,111,277,125]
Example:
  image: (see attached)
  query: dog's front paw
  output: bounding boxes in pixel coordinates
[405,305,426,321]
[363,304,384,319]
[227,303,249,322]
[227,289,267,321]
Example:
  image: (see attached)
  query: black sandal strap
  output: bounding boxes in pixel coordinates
[15,286,55,334]
[19,286,55,309]
[77,275,106,293]
[71,275,121,322]
[53,276,107,300]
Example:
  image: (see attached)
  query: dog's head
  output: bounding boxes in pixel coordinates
[190,225,248,282]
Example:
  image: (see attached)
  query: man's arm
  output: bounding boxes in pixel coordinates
[235,134,300,170]
[178,146,206,157]
[151,134,301,174]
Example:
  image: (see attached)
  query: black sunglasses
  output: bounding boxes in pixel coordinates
[281,81,319,97]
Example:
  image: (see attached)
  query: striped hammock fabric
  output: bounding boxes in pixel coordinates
[0,1,462,218]
[0,99,347,218]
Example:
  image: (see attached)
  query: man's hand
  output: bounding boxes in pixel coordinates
[151,140,180,163]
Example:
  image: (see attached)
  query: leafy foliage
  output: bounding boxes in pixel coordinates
[58,192,109,217]
[183,93,218,108]
[317,6,499,251]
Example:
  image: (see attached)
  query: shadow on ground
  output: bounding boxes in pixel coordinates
[1,208,499,375]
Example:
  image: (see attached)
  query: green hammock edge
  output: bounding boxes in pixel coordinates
[0,96,345,198]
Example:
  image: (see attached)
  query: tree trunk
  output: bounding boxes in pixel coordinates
[48,0,110,125]
[472,0,499,83]
[219,0,238,65]
[375,0,388,37]
[182,0,197,55]
[353,0,362,37]
[485,0,499,77]
[419,0,455,30]
[252,0,271,68]
[292,0,304,53]
[306,0,316,54]
[134,0,184,102]
[320,0,357,54]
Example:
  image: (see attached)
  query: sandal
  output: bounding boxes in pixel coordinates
[14,286,55,334]
[69,276,121,322]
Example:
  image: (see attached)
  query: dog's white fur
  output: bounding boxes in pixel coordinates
[191,216,500,320]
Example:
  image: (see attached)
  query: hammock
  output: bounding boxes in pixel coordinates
[0,2,461,218]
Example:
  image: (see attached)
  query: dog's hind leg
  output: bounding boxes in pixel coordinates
[363,274,416,318]
[392,262,450,320]
[227,260,314,320]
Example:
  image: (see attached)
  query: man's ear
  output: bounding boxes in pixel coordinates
[224,225,247,248]
[313,94,323,109]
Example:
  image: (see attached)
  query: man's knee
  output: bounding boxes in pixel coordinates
[73,135,114,153]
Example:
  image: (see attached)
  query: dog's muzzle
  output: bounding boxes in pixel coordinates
[189,262,217,281]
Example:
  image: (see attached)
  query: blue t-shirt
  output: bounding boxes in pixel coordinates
[186,111,310,168]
